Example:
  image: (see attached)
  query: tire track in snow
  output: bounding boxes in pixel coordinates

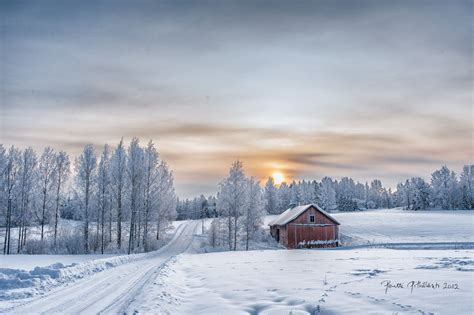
[5,221,198,315]
[98,222,198,314]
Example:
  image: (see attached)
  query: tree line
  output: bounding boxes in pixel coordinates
[263,165,473,214]
[395,165,473,210]
[0,138,176,255]
[178,164,473,229]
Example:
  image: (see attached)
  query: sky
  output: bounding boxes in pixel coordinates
[1,0,472,198]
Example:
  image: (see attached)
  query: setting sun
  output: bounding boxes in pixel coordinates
[272,171,285,185]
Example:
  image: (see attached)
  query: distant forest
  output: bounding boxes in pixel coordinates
[177,164,473,220]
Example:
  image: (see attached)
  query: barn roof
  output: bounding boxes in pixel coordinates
[268,204,340,226]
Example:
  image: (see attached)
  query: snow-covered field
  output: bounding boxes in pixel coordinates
[333,209,474,245]
[1,210,473,314]
[145,248,474,314]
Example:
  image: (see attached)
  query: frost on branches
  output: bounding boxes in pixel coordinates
[0,138,177,255]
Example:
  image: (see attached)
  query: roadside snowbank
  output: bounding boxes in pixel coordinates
[0,254,116,270]
[0,222,188,301]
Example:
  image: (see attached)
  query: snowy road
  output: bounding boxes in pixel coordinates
[4,221,199,315]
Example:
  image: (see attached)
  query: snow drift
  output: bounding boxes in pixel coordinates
[0,222,187,301]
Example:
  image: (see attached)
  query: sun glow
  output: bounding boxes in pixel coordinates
[272,171,285,185]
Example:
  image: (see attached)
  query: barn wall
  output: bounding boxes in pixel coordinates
[279,225,288,247]
[287,224,338,249]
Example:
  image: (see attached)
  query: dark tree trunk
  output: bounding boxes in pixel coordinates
[108,194,112,243]
[101,202,105,254]
[3,199,12,254]
[54,175,62,247]
[84,178,90,253]
[228,215,232,251]
[41,187,47,241]
[117,187,122,249]
[233,215,238,251]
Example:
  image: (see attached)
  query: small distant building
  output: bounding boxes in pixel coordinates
[268,204,340,249]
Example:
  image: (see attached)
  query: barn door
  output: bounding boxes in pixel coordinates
[276,229,280,242]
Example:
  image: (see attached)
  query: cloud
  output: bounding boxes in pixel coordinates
[1,0,471,197]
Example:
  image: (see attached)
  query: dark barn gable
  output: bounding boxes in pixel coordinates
[269,204,340,249]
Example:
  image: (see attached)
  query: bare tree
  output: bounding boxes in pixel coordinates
[38,147,56,242]
[18,147,37,252]
[2,146,21,254]
[97,144,110,254]
[111,138,126,249]
[155,161,176,241]
[243,177,264,251]
[127,138,143,254]
[75,144,97,253]
[143,140,159,252]
[217,161,247,251]
[53,151,70,247]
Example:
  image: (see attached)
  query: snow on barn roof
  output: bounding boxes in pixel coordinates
[268,204,340,226]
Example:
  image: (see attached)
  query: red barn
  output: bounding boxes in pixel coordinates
[269,204,340,249]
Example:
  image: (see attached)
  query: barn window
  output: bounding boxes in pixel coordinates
[309,215,315,223]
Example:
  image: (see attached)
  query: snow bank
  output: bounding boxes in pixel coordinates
[0,254,116,270]
[0,222,188,301]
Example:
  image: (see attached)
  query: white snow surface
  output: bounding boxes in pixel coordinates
[144,248,474,314]
[145,248,474,314]
[0,210,473,314]
[332,209,474,244]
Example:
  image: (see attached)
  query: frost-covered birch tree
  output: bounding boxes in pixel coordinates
[217,161,247,251]
[2,146,21,254]
[97,145,110,254]
[75,144,97,253]
[142,140,159,251]
[17,147,37,252]
[243,177,264,250]
[111,138,126,249]
[155,161,176,241]
[53,151,70,247]
[38,147,56,242]
[127,138,144,254]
